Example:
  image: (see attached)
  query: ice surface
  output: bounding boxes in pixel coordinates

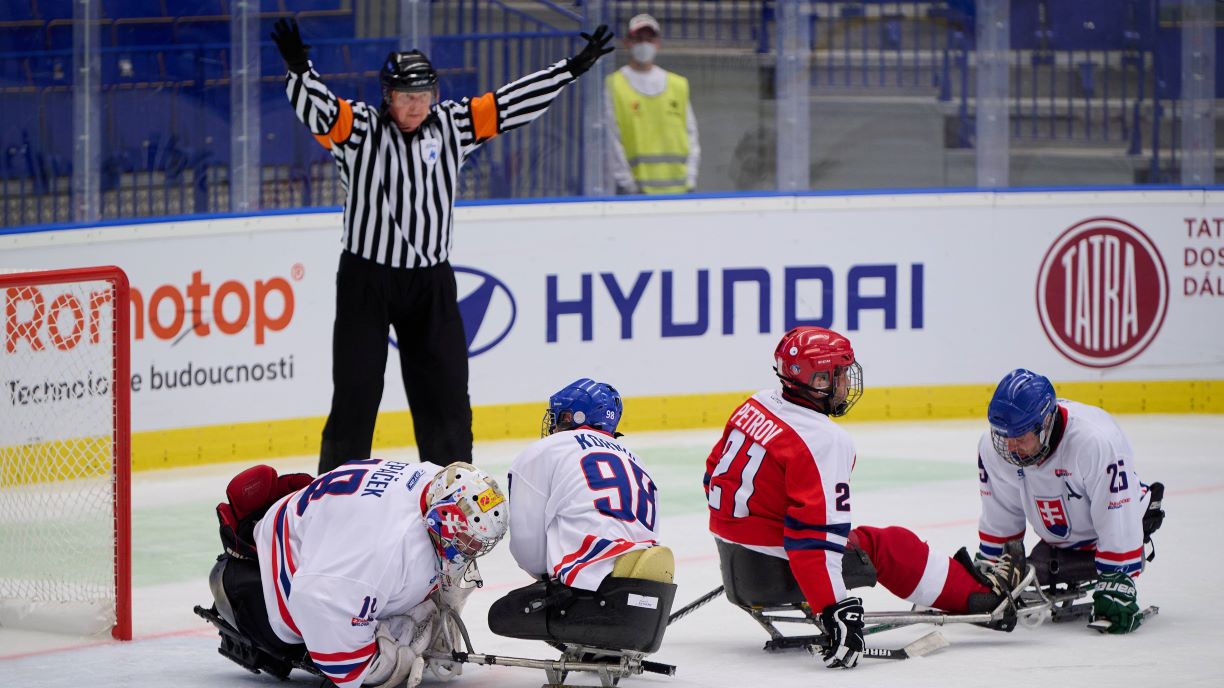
[3,416,1221,687]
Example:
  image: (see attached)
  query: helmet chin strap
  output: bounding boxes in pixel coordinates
[780,383,833,414]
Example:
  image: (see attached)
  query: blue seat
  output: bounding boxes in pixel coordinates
[36,0,73,19]
[0,55,32,87]
[27,53,70,86]
[112,17,175,47]
[286,0,341,11]
[102,47,165,84]
[173,15,229,46]
[4,2,36,21]
[0,21,45,53]
[0,91,42,156]
[102,0,166,18]
[295,10,354,41]
[173,1,228,17]
[39,85,72,165]
[1047,1,1128,51]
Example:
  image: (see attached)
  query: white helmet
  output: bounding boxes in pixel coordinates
[424,462,508,568]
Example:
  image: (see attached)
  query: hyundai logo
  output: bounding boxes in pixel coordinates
[455,266,516,357]
[387,267,516,358]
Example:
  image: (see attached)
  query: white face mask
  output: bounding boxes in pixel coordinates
[630,42,657,64]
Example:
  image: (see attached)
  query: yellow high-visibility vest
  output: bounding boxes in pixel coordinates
[608,70,691,194]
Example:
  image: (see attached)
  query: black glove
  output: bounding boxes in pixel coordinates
[818,597,865,669]
[566,24,614,77]
[270,18,311,74]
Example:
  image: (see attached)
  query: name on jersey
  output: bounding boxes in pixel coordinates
[574,432,637,460]
[728,404,784,447]
[362,461,412,498]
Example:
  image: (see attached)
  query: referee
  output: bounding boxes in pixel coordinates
[270,19,614,473]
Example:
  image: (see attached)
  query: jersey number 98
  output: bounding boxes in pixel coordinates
[580,453,658,531]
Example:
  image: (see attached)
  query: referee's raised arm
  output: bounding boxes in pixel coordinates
[268,19,615,475]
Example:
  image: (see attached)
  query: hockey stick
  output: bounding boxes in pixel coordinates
[429,650,677,678]
[668,585,724,624]
[787,630,949,661]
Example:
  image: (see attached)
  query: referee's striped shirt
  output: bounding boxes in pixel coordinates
[286,59,577,268]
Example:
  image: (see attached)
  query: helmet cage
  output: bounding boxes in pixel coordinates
[424,463,507,569]
[777,360,863,417]
[990,404,1056,467]
[987,369,1058,468]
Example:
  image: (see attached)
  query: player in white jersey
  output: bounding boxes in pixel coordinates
[977,368,1164,634]
[202,460,508,688]
[488,378,676,656]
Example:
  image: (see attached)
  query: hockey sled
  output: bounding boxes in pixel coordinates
[473,547,678,686]
[194,604,322,681]
[437,603,676,688]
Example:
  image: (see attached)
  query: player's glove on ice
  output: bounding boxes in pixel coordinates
[270,18,311,74]
[566,24,614,76]
[1092,572,1142,634]
[818,597,865,669]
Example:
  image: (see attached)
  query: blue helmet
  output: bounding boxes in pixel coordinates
[542,378,623,437]
[987,369,1058,467]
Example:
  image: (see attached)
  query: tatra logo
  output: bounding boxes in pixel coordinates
[455,266,516,357]
[1036,217,1168,368]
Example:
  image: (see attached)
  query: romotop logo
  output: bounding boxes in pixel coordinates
[1036,217,1168,368]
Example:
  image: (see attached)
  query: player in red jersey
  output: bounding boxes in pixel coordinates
[706,327,1025,669]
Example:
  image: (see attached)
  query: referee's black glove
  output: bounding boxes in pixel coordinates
[270,18,312,74]
[566,24,614,77]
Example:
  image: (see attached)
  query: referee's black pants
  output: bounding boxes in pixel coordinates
[319,251,473,473]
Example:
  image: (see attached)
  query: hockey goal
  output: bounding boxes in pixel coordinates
[0,266,131,640]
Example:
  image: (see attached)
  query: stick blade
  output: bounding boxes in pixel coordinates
[902,631,950,658]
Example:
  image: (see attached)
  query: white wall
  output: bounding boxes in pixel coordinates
[2,190,1220,434]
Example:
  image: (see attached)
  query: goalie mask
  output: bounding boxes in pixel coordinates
[424,463,508,568]
[773,326,863,417]
[988,368,1059,468]
[541,378,623,437]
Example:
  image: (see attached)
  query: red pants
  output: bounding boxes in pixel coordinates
[849,525,989,613]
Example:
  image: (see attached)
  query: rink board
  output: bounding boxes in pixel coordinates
[1,190,1221,468]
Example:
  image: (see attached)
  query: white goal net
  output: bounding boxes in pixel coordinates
[0,267,131,640]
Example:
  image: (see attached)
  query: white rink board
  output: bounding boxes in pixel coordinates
[1,190,1221,433]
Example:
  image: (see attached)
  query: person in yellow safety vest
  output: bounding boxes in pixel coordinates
[605,13,701,195]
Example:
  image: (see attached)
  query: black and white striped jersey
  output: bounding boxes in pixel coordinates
[286,59,576,267]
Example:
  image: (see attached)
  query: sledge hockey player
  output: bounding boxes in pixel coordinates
[707,327,1028,669]
[198,460,508,688]
[489,378,676,660]
[977,368,1164,634]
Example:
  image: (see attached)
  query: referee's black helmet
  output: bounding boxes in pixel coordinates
[380,50,438,96]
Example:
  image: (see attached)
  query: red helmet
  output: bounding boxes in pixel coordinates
[773,326,863,416]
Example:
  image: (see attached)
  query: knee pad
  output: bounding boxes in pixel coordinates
[1028,542,1096,587]
[716,539,805,608]
[841,545,878,589]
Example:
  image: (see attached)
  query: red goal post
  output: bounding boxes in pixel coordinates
[0,266,131,640]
